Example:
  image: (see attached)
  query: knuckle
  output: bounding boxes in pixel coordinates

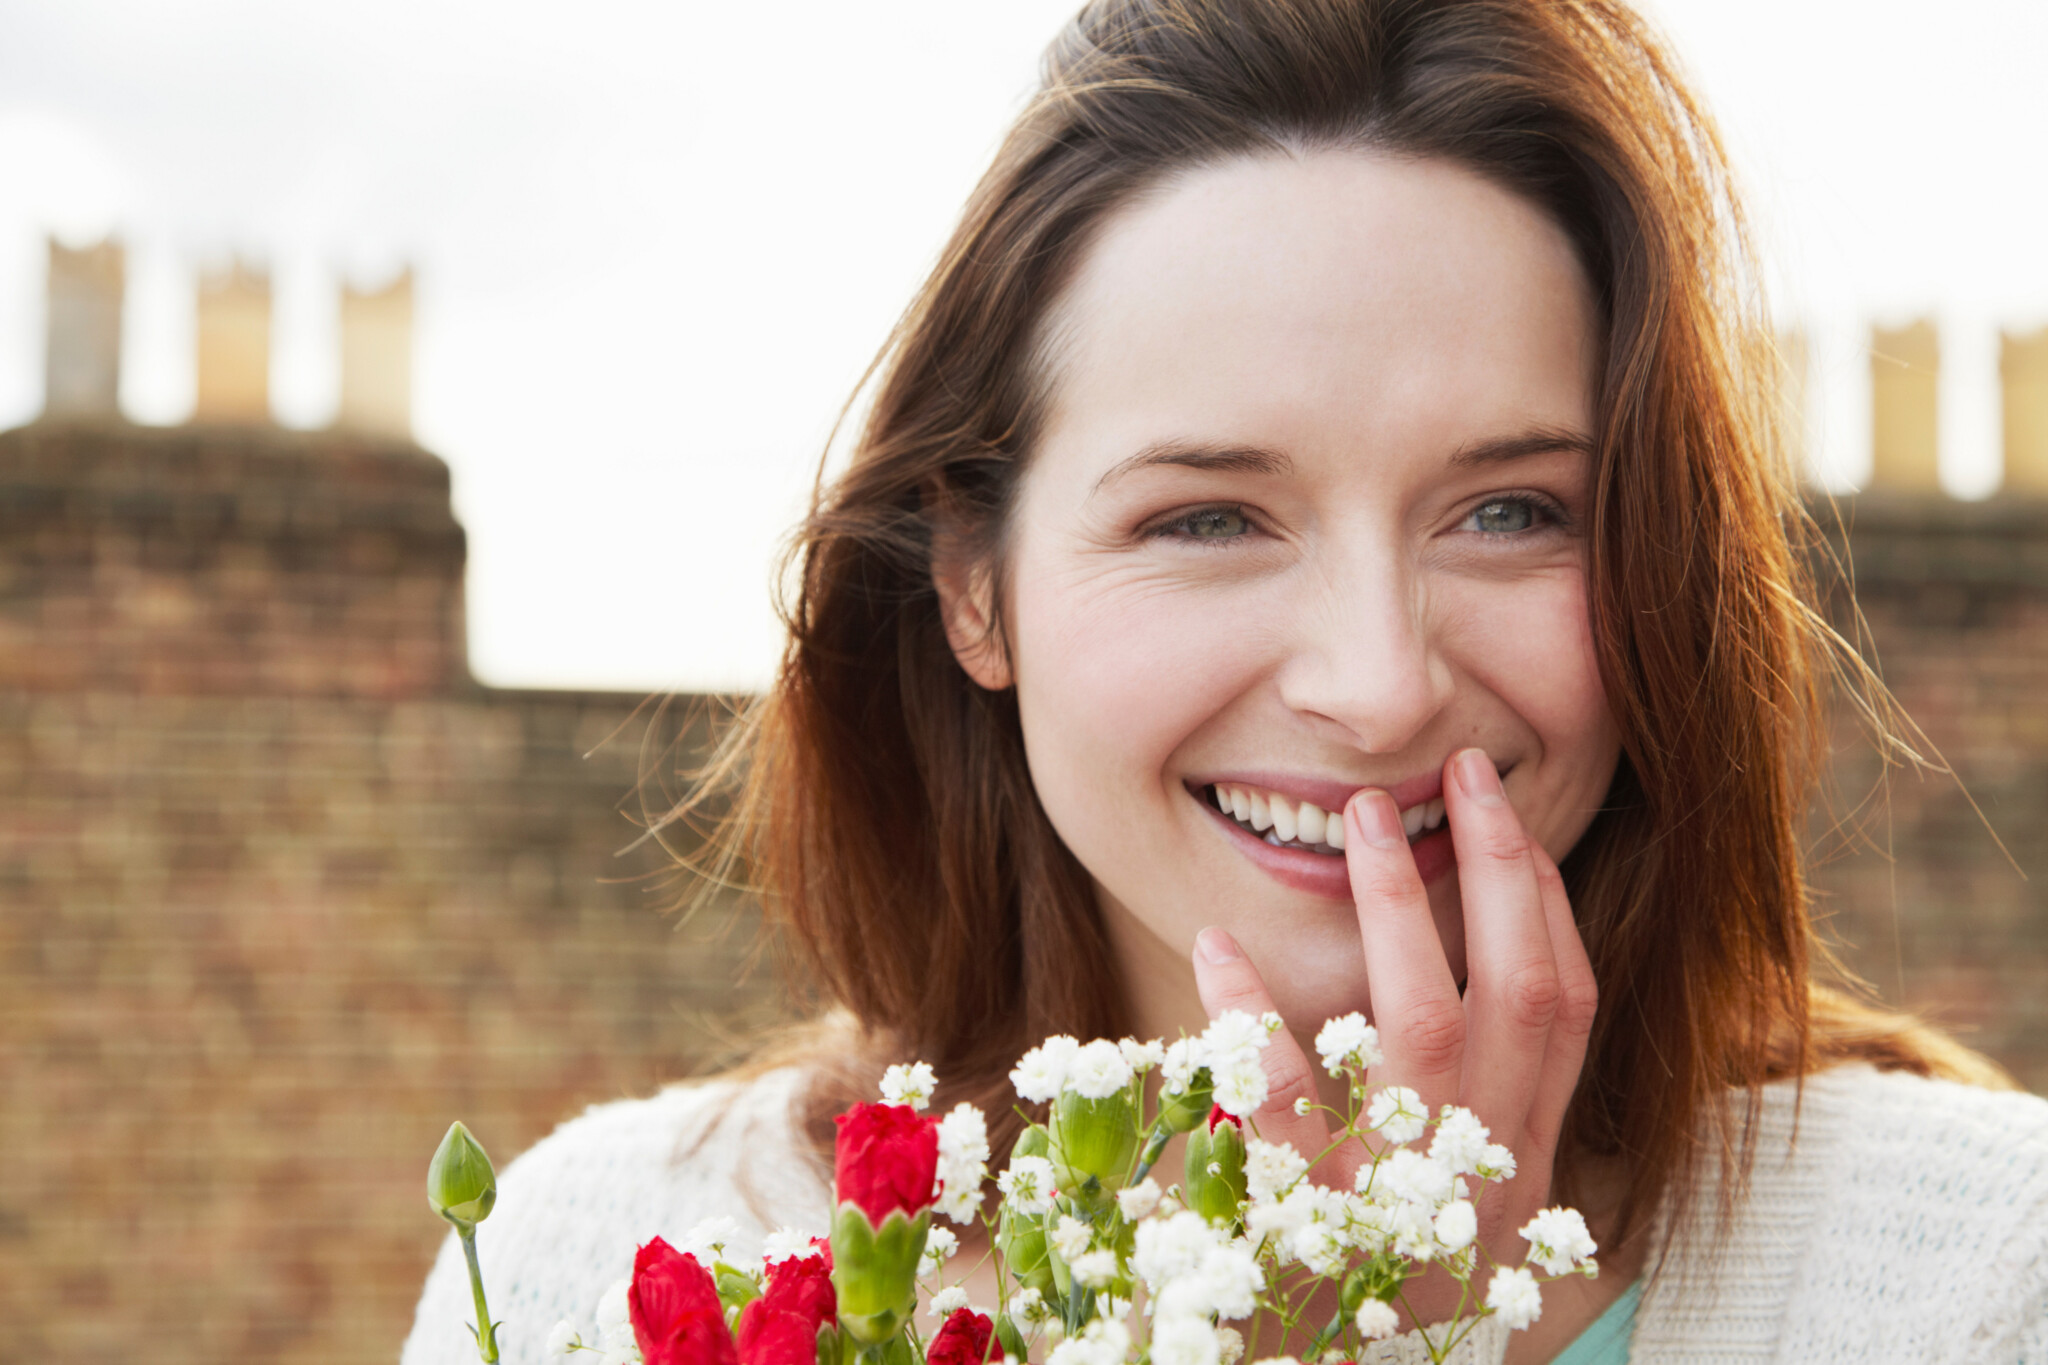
[1398,998,1468,1075]
[1264,1051,1319,1109]
[1500,963,1562,1031]
[1555,975,1600,1034]
[1477,825,1531,869]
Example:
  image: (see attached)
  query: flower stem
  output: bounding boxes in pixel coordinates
[1127,1125,1172,1188]
[458,1224,500,1363]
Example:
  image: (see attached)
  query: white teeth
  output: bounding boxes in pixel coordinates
[1248,791,1273,832]
[1205,781,1439,854]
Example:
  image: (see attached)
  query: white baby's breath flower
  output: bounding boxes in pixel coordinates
[1131,1210,1220,1289]
[1095,1294,1132,1323]
[1434,1199,1478,1254]
[1210,1054,1270,1118]
[1052,1213,1094,1263]
[1365,1086,1428,1146]
[1244,1183,1319,1245]
[1289,1222,1346,1276]
[1215,1324,1245,1365]
[1428,1106,1491,1175]
[1477,1142,1518,1182]
[1049,1318,1131,1365]
[998,1155,1058,1216]
[677,1214,742,1259]
[1068,1038,1137,1098]
[595,1278,638,1361]
[881,1060,938,1110]
[1486,1266,1544,1330]
[1386,1200,1437,1262]
[1313,1014,1382,1075]
[1202,1011,1269,1058]
[1250,1357,1303,1365]
[1160,1036,1207,1094]
[1071,1248,1121,1289]
[1259,1011,1284,1035]
[1292,1096,1313,1117]
[1117,1177,1162,1220]
[934,1102,992,1225]
[761,1226,823,1264]
[1013,1286,1052,1325]
[1353,1300,1400,1341]
[1011,1036,1082,1104]
[1151,1314,1221,1365]
[1152,1237,1265,1322]
[1120,1037,1167,1072]
[1377,1148,1456,1211]
[1244,1138,1308,1203]
[931,1285,971,1316]
[1520,1206,1599,1275]
[919,1224,960,1276]
[546,1320,581,1359]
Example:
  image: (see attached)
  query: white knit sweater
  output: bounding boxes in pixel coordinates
[402,1064,2048,1365]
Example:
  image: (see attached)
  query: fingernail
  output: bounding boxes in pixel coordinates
[1456,749,1504,806]
[1196,927,1242,964]
[1351,790,1405,848]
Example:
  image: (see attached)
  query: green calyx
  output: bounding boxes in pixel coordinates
[997,1206,1055,1296]
[427,1121,498,1228]
[1157,1069,1216,1135]
[1183,1117,1247,1229]
[829,1202,928,1346]
[1049,1091,1140,1199]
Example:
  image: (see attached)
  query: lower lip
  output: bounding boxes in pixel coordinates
[1197,790,1457,900]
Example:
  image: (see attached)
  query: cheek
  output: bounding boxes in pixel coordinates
[1447,571,1618,838]
[1006,561,1262,838]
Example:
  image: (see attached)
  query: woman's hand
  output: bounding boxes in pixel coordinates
[1190,746,1599,1334]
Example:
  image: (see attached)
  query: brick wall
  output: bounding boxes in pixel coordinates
[1808,492,2048,1090]
[0,422,781,1364]
[3,421,2046,1363]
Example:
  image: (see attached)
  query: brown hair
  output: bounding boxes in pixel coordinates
[673,0,2002,1250]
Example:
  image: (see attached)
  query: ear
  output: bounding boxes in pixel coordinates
[931,531,1014,692]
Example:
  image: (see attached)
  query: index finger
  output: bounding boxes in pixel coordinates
[1345,788,1466,1111]
[1190,927,1348,1169]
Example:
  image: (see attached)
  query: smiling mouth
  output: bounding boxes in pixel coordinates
[1201,781,1447,856]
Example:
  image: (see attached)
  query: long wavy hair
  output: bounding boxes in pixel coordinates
[666,0,2004,1248]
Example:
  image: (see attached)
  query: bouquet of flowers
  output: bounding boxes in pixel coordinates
[429,1012,1597,1365]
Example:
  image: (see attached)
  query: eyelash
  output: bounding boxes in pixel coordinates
[1145,493,1573,544]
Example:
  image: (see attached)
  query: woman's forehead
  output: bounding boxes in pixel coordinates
[1033,149,1601,479]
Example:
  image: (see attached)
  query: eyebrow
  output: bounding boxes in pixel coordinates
[1447,426,1597,468]
[1091,440,1295,496]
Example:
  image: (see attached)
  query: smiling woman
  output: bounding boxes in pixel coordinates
[402,2,2048,1362]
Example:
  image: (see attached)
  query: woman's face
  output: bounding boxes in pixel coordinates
[949,150,1622,1036]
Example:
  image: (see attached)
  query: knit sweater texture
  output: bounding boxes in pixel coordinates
[402,1063,2048,1365]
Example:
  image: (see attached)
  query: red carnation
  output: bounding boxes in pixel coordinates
[832,1102,940,1224]
[736,1248,838,1365]
[630,1238,740,1365]
[926,1308,1004,1365]
[1207,1103,1241,1132]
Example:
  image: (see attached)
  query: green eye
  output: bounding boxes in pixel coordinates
[1182,508,1249,539]
[1469,499,1536,533]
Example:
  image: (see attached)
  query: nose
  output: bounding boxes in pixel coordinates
[1271,548,1455,753]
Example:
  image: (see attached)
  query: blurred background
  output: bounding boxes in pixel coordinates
[2,0,2045,1360]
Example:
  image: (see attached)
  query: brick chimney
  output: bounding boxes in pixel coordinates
[193,259,272,423]
[44,239,124,419]
[1870,319,1940,492]
[337,268,413,439]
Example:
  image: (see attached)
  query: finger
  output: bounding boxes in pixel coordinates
[1444,748,1558,1143]
[1191,927,1344,1166]
[1519,840,1598,1165]
[1345,789,1465,1111]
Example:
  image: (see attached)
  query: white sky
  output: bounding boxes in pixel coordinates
[1,0,2044,692]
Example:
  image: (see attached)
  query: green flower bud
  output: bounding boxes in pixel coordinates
[1157,1071,1216,1134]
[995,1315,1028,1362]
[829,1201,929,1346]
[997,1206,1055,1296]
[427,1121,497,1228]
[715,1261,762,1315]
[1182,1113,1246,1228]
[1344,1256,1409,1308]
[1015,1124,1051,1160]
[1048,1091,1140,1196]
